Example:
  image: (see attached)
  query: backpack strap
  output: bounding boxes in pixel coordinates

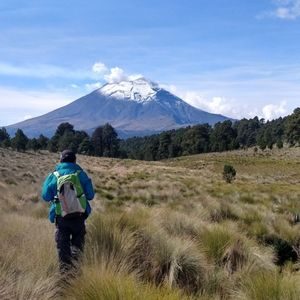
[53,170,81,178]
[53,171,61,179]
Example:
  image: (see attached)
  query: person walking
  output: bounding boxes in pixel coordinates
[42,150,95,273]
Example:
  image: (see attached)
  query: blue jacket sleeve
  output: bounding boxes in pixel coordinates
[41,173,57,202]
[79,171,95,201]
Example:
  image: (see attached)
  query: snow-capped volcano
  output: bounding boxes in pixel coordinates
[6,77,233,138]
[99,77,159,103]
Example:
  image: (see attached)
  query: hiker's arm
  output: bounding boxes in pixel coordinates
[41,173,57,202]
[80,172,95,200]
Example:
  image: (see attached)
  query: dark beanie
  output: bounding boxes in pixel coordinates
[60,150,76,163]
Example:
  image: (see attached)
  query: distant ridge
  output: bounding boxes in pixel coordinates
[6,77,232,138]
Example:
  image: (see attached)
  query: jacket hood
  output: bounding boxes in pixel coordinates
[55,162,83,172]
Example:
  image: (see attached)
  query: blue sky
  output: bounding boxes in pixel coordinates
[1,0,300,125]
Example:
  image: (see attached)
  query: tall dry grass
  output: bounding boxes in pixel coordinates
[1,147,300,299]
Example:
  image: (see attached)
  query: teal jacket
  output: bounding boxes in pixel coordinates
[42,162,95,223]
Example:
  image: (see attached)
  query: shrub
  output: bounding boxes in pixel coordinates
[276,140,284,149]
[262,234,298,266]
[223,164,236,183]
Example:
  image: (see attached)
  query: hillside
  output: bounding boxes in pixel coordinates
[1,147,300,299]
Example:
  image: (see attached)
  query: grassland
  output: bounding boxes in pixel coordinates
[0,147,300,299]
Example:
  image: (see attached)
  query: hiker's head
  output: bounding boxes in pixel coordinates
[60,150,76,163]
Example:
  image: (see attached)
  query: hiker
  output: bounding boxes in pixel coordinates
[42,150,95,273]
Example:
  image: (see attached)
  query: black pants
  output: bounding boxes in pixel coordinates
[55,215,86,273]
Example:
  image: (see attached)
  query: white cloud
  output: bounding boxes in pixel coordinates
[262,101,287,120]
[23,115,32,121]
[161,85,240,118]
[104,67,128,83]
[159,84,178,94]
[85,82,102,91]
[128,74,144,81]
[262,0,300,19]
[0,87,72,110]
[84,66,144,91]
[0,86,77,125]
[92,62,108,74]
[0,61,143,92]
[0,62,97,80]
[161,84,289,120]
[184,92,241,118]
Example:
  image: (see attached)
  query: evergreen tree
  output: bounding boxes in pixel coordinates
[37,134,49,149]
[285,108,300,146]
[144,136,159,160]
[74,131,89,150]
[235,117,260,148]
[48,123,78,153]
[11,129,28,152]
[91,126,103,156]
[181,124,211,155]
[78,137,93,155]
[210,121,237,152]
[158,132,171,159]
[102,123,119,157]
[48,134,59,152]
[55,122,74,136]
[0,127,10,148]
[58,131,76,152]
[27,138,40,152]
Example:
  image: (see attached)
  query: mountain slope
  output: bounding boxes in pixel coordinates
[6,78,232,138]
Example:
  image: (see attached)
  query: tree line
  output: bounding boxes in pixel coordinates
[121,108,299,160]
[0,123,120,157]
[0,107,299,160]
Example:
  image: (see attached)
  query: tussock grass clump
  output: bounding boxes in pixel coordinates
[235,271,300,300]
[0,266,60,300]
[208,201,239,223]
[197,223,276,274]
[85,213,133,269]
[240,206,263,226]
[169,241,210,293]
[127,227,210,294]
[0,214,57,275]
[272,217,300,244]
[157,210,201,238]
[86,209,210,294]
[116,208,151,232]
[66,265,192,300]
[222,239,247,274]
[245,219,269,240]
[198,225,235,265]
[0,214,59,300]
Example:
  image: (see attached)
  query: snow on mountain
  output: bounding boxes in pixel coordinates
[99,77,159,103]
